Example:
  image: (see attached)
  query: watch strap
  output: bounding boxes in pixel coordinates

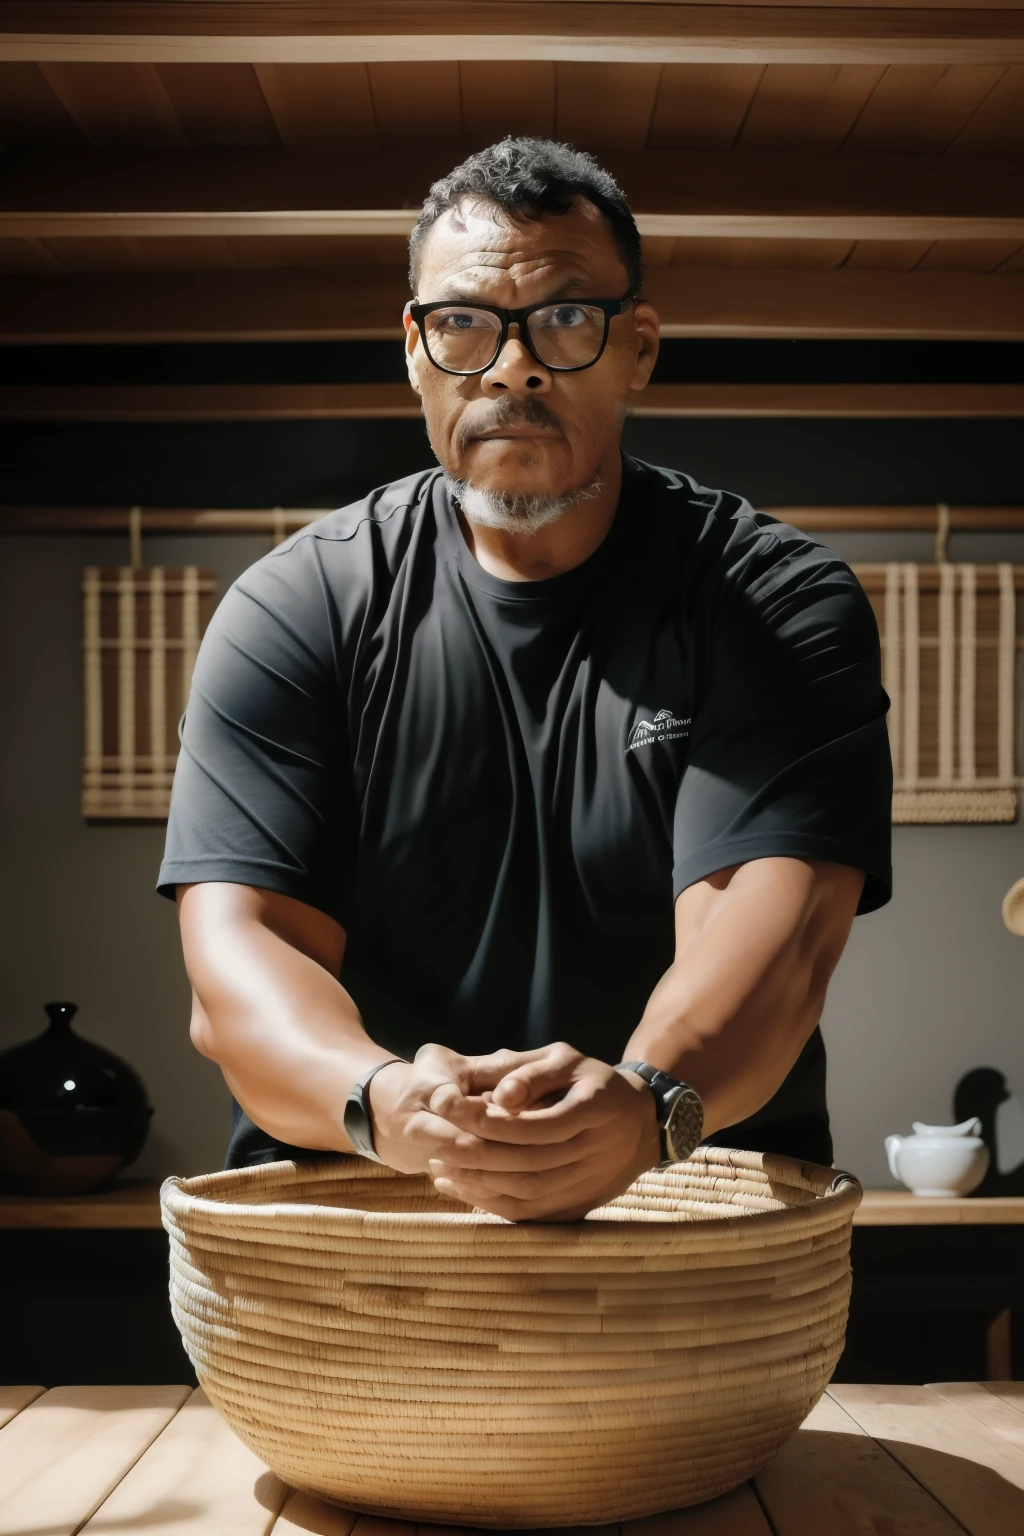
[614,1059,703,1164]
[343,1058,405,1162]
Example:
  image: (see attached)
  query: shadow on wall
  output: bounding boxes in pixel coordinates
[954,1068,1024,1195]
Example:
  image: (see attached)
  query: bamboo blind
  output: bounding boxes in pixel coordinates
[81,566,217,820]
[855,564,1022,823]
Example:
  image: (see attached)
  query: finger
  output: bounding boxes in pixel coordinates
[435,1087,605,1144]
[488,1044,580,1110]
[458,1046,560,1094]
[434,1167,599,1222]
[427,1130,592,1175]
[401,1110,493,1159]
[432,1162,588,1203]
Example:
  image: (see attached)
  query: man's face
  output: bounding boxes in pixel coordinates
[404,197,659,506]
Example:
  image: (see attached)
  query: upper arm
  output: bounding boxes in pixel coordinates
[674,856,864,981]
[158,543,359,927]
[674,528,892,915]
[178,882,347,1054]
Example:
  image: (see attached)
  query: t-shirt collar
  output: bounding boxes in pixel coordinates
[438,454,641,605]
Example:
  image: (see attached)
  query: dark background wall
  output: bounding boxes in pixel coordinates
[3,403,1024,1388]
[2,408,1023,1188]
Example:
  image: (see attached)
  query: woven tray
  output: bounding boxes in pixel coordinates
[162,1147,862,1526]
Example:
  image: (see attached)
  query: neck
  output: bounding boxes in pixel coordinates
[455,456,623,582]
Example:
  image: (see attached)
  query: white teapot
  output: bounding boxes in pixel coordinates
[885,1118,990,1197]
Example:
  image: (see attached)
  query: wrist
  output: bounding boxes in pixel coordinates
[365,1057,407,1133]
[344,1057,407,1160]
[614,1060,704,1165]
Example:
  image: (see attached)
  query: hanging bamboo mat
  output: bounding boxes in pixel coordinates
[856,564,1023,823]
[81,565,216,821]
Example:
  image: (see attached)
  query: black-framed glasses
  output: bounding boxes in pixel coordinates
[406,292,635,376]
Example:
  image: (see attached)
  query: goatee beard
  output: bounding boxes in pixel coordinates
[444,472,604,536]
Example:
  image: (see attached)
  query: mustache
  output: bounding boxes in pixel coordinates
[456,395,565,448]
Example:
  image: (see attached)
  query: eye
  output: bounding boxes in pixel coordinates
[431,308,492,332]
[548,306,587,328]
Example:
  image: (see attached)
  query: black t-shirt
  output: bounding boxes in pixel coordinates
[158,456,892,1169]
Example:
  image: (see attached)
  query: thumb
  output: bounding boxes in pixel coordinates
[491,1052,577,1111]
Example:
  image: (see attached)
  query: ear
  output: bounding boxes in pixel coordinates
[403,302,423,396]
[628,300,660,393]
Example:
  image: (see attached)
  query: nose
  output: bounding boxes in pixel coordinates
[480,325,552,395]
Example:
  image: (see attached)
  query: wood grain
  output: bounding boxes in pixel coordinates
[80,1387,289,1535]
[4,147,1023,242]
[854,1191,1024,1223]
[272,1491,358,1535]
[0,1386,190,1536]
[0,1180,164,1227]
[5,266,1024,343]
[755,1389,966,1534]
[0,1385,45,1430]
[625,1488,773,1532]
[3,5,1024,67]
[3,381,1023,421]
[927,1382,1024,1452]
[829,1383,1024,1536]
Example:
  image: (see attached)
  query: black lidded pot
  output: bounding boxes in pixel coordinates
[0,1002,153,1195]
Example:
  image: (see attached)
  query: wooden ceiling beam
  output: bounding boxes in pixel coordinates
[3,149,1024,242]
[4,267,1024,343]
[1,4,1023,66]
[2,381,1022,420]
[5,505,1024,538]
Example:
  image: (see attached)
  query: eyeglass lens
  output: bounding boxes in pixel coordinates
[422,303,609,373]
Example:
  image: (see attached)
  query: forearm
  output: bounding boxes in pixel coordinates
[625,859,861,1136]
[180,887,395,1151]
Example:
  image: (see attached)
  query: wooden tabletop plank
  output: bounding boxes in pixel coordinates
[272,1491,357,1535]
[927,1383,1024,1452]
[0,1385,44,1430]
[0,1385,190,1536]
[348,1519,412,1536]
[626,1489,772,1533]
[854,1191,1024,1225]
[981,1382,1024,1417]
[754,1389,966,1535]
[81,1386,290,1535]
[829,1383,1024,1536]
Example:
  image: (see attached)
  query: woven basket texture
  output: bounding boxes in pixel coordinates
[161,1147,862,1527]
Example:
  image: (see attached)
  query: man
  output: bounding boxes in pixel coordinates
[159,138,892,1221]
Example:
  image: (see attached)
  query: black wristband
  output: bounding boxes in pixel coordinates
[343,1058,405,1162]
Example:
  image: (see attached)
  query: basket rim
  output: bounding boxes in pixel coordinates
[161,1146,863,1240]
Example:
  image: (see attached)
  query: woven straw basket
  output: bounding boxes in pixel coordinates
[162,1148,861,1527]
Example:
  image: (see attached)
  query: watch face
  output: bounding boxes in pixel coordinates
[664,1085,704,1162]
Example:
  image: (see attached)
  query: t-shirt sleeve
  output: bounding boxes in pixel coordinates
[673,521,892,915]
[156,540,358,924]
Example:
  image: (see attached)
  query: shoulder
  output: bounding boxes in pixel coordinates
[202,469,442,670]
[630,456,876,648]
[231,467,440,605]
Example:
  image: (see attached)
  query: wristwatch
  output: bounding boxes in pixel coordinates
[614,1060,704,1166]
[343,1058,405,1162]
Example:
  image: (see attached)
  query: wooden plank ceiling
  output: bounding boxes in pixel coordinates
[1,6,1023,341]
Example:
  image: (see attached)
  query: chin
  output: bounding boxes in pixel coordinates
[462,439,572,492]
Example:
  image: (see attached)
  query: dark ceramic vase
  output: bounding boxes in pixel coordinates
[0,1001,153,1195]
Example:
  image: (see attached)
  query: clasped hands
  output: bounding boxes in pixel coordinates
[366,1041,662,1222]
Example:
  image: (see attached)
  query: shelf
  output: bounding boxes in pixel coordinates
[2,1180,1024,1229]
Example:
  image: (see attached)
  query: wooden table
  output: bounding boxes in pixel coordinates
[2,1181,1023,1230]
[1,1381,1023,1534]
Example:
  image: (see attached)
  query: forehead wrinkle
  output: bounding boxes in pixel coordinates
[427,247,606,301]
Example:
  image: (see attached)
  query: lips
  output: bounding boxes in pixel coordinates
[472,428,560,441]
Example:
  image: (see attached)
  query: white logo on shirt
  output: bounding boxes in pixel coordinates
[626,708,691,752]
